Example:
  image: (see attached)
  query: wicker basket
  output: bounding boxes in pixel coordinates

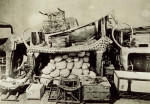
[42,10,68,34]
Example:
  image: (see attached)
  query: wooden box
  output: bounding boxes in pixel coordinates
[83,77,111,101]
[114,70,150,93]
[26,83,45,100]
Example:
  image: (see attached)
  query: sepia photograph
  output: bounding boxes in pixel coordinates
[0,0,150,104]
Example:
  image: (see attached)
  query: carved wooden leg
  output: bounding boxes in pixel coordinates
[5,92,10,99]
[96,50,103,76]
[5,51,13,77]
[121,49,129,70]
[27,52,34,82]
[0,66,1,79]
[15,92,19,100]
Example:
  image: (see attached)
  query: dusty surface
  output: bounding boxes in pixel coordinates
[0,90,150,104]
[114,99,150,104]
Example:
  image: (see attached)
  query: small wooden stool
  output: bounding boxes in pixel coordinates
[56,77,81,104]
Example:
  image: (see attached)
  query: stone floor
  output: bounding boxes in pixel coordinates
[0,90,150,104]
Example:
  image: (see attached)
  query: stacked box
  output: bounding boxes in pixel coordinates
[26,83,45,100]
[114,70,150,93]
[82,77,111,101]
